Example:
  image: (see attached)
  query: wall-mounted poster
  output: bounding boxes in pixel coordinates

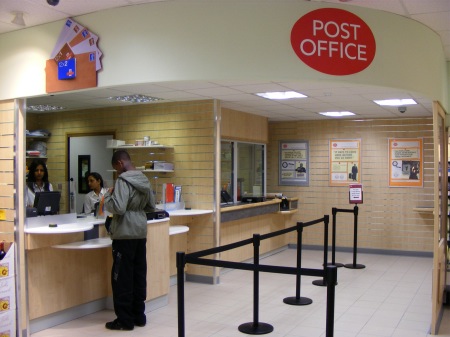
[329,139,361,186]
[388,138,423,187]
[279,140,309,186]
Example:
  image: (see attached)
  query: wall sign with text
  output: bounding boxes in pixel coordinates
[329,139,361,186]
[279,140,309,186]
[291,8,376,75]
[349,184,363,204]
[388,138,423,187]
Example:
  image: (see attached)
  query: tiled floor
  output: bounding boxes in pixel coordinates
[31,249,450,337]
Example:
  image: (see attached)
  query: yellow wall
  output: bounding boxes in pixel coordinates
[222,108,268,143]
[27,100,216,211]
[0,101,15,242]
[29,106,436,253]
[268,117,434,252]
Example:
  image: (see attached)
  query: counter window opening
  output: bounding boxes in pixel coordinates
[221,140,266,204]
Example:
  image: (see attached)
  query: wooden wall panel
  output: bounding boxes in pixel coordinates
[221,108,268,143]
[0,100,15,243]
[28,100,216,211]
[268,118,434,253]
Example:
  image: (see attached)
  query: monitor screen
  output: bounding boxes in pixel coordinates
[33,191,61,216]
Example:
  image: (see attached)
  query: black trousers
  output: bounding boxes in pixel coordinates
[111,238,147,327]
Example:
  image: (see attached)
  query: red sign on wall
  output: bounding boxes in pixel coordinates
[291,8,376,75]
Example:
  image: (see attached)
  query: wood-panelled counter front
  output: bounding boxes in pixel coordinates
[220,199,298,264]
[25,214,170,322]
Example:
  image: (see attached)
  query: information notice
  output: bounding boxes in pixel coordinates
[329,139,361,186]
[279,140,309,186]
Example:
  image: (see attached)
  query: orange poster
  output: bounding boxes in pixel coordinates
[389,138,423,187]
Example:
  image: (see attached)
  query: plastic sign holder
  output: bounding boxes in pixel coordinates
[349,184,363,204]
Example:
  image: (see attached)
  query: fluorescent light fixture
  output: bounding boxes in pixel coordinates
[27,105,65,112]
[319,111,355,117]
[11,12,25,26]
[373,99,417,106]
[108,94,163,103]
[256,91,307,100]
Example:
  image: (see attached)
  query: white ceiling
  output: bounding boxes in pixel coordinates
[1,0,449,121]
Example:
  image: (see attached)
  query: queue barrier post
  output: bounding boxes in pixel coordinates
[325,265,337,337]
[344,205,365,269]
[176,252,186,337]
[313,215,330,286]
[283,222,312,306]
[238,234,274,335]
[329,208,344,267]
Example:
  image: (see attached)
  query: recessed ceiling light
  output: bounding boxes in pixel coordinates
[107,94,163,103]
[27,105,65,112]
[373,99,417,106]
[319,111,355,117]
[255,91,307,100]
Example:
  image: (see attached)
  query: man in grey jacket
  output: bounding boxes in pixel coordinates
[103,150,156,330]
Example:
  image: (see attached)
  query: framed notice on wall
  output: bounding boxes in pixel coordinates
[388,138,423,187]
[329,139,361,187]
[279,140,309,186]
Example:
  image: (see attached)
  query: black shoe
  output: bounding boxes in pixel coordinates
[134,320,146,327]
[105,319,134,331]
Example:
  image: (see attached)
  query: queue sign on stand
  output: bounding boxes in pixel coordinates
[349,184,363,204]
[345,184,365,269]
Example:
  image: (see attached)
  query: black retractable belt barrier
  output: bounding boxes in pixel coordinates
[176,215,337,337]
[343,205,365,269]
[283,222,313,305]
[238,234,274,334]
[313,215,330,286]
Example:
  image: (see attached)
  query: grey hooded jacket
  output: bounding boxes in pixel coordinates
[104,170,156,240]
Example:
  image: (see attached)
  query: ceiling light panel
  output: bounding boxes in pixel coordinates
[256,91,307,100]
[319,111,355,117]
[373,99,417,106]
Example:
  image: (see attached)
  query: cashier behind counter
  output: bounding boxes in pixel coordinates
[26,191,61,217]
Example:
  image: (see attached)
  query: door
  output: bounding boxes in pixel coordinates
[68,134,114,213]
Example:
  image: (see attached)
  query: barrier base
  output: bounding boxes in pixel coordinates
[238,322,274,335]
[344,263,365,269]
[327,262,344,268]
[283,296,312,306]
[312,279,326,287]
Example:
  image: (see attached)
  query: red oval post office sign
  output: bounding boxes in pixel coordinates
[291,8,376,75]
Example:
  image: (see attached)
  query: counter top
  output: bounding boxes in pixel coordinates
[221,199,280,212]
[50,218,171,249]
[25,214,104,234]
[169,225,189,235]
[26,213,169,234]
[168,209,213,216]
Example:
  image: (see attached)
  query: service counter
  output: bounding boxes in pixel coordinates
[24,202,296,330]
[25,213,170,332]
[167,209,213,280]
[219,198,298,264]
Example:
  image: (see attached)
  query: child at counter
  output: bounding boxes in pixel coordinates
[26,159,53,208]
[83,172,108,214]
